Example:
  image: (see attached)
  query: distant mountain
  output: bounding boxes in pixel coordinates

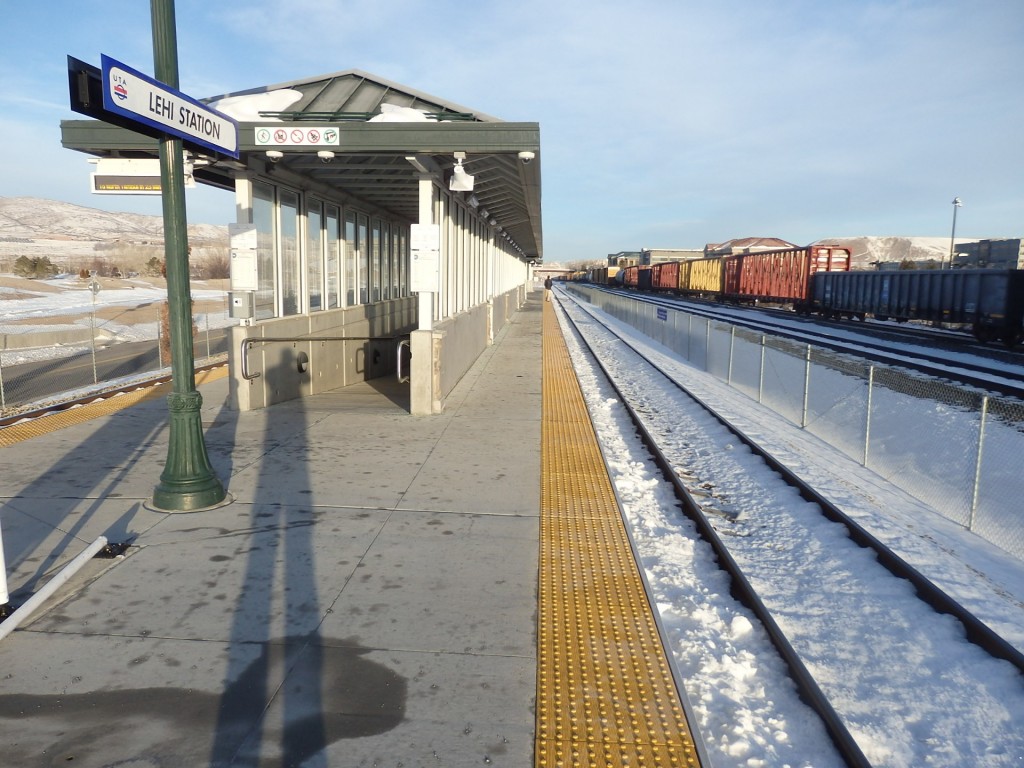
[0,196,228,245]
[812,236,957,269]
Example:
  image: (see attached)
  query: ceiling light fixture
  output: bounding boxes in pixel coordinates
[449,151,474,192]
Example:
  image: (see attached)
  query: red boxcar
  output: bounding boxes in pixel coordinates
[622,265,653,289]
[650,262,681,292]
[622,265,641,288]
[723,246,851,306]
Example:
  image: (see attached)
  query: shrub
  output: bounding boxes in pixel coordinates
[13,255,58,278]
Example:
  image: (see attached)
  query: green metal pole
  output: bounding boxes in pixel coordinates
[150,0,226,511]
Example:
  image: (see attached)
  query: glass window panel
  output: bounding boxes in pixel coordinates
[391,226,400,299]
[307,199,323,312]
[381,222,391,300]
[399,228,408,296]
[357,214,369,304]
[326,205,340,309]
[442,194,452,318]
[457,205,466,312]
[280,189,301,316]
[344,210,357,306]
[253,182,276,320]
[371,220,382,302]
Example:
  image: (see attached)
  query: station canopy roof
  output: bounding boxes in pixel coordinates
[61,69,542,261]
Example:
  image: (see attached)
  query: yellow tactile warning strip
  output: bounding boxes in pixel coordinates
[0,367,228,448]
[538,301,701,767]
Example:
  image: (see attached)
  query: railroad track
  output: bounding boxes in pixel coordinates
[555,291,1024,767]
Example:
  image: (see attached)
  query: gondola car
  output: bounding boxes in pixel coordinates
[810,268,1024,345]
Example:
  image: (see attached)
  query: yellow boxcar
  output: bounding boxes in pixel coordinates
[686,257,724,296]
[677,260,693,292]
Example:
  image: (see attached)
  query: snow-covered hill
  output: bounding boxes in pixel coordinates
[0,196,227,245]
[812,236,957,269]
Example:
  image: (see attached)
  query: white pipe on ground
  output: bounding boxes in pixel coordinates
[0,535,108,642]
[0,517,8,606]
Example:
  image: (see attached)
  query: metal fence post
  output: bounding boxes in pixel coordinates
[801,343,811,428]
[969,396,989,531]
[705,318,711,371]
[864,365,874,467]
[727,325,735,386]
[758,334,765,404]
[0,355,6,413]
[89,285,99,385]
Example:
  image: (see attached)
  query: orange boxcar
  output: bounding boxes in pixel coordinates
[723,246,851,306]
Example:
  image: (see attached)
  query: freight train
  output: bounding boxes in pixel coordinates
[583,245,1024,346]
[615,245,850,310]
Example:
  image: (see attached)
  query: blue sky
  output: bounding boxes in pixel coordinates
[2,0,1022,262]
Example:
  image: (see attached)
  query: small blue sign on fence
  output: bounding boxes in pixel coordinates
[657,308,668,321]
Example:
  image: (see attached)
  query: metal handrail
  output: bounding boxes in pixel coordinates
[240,335,409,381]
[397,339,411,384]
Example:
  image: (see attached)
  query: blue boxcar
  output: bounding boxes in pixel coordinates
[810,268,1024,344]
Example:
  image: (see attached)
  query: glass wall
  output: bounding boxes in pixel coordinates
[245,180,412,318]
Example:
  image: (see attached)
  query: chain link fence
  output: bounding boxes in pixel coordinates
[0,294,231,415]
[568,285,1024,560]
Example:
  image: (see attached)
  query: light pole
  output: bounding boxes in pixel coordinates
[89,278,100,383]
[948,197,962,269]
[149,0,226,511]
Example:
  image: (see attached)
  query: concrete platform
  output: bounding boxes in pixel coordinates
[0,298,543,767]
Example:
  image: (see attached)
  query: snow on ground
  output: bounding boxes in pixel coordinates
[0,274,231,365]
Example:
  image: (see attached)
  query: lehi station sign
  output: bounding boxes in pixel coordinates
[68,54,239,160]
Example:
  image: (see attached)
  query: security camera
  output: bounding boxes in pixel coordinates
[518,151,535,164]
[266,150,283,163]
[317,150,335,164]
